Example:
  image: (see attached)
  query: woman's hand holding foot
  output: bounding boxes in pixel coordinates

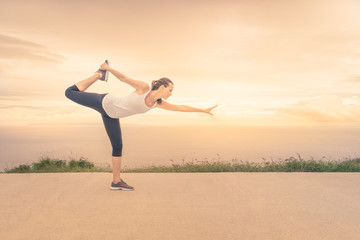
[100,62,110,71]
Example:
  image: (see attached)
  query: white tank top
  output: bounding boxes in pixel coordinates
[102,90,157,118]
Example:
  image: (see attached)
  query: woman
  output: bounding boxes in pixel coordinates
[65,60,218,191]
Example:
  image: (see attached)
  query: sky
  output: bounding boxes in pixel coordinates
[1,0,360,127]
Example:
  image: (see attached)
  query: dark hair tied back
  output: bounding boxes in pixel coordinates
[151,77,174,105]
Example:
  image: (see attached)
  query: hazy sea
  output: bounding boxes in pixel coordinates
[1,125,360,172]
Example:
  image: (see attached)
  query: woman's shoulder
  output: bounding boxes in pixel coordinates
[135,84,151,96]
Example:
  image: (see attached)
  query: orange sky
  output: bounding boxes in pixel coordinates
[1,0,360,127]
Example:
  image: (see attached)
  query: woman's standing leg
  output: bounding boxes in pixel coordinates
[112,157,122,183]
[101,114,123,183]
[101,115,133,190]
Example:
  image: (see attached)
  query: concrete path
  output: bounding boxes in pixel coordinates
[1,173,359,240]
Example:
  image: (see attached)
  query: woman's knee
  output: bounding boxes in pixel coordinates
[65,88,72,99]
[65,85,79,99]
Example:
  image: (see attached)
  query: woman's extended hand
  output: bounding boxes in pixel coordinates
[204,105,218,116]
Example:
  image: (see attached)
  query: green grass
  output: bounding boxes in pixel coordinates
[4,156,111,173]
[4,155,360,173]
[124,157,360,173]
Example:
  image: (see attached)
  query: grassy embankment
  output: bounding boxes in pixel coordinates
[4,157,110,173]
[4,155,360,173]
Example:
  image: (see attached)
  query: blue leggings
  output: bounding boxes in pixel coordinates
[65,85,123,156]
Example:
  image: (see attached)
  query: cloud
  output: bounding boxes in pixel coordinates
[347,76,360,83]
[0,86,60,98]
[276,96,360,123]
[0,34,64,62]
[0,102,75,115]
[324,76,360,97]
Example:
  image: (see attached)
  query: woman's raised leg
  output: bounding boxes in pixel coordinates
[75,72,102,92]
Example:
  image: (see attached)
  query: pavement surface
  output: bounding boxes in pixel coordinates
[1,172,360,240]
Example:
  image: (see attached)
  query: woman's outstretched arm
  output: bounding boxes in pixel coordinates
[100,63,149,91]
[157,100,218,116]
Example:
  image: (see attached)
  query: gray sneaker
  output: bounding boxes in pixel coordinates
[97,60,109,82]
[110,179,134,191]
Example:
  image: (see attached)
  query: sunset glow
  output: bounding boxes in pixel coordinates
[1,0,360,127]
